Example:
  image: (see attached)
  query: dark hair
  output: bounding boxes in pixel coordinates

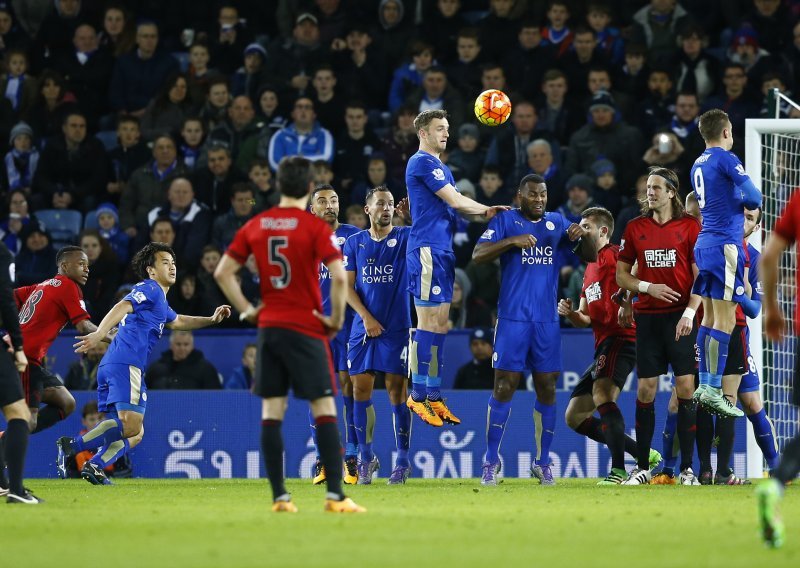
[248,157,270,171]
[207,77,229,94]
[150,216,176,233]
[243,342,256,353]
[82,400,99,418]
[542,69,566,83]
[587,2,612,15]
[519,173,546,190]
[231,182,254,198]
[79,229,117,263]
[181,115,204,130]
[62,111,87,126]
[413,109,448,133]
[581,206,615,234]
[312,184,336,200]
[481,165,502,177]
[481,62,504,74]
[202,244,222,256]
[152,72,192,114]
[698,108,730,142]
[573,26,596,38]
[408,40,434,57]
[3,47,27,70]
[365,184,392,204]
[676,90,699,103]
[117,114,140,128]
[313,63,335,76]
[345,100,367,112]
[276,156,313,198]
[457,27,480,41]
[131,242,176,280]
[56,245,84,266]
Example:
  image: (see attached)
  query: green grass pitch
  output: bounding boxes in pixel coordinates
[2,478,799,567]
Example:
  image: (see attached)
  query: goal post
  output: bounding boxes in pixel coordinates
[744,117,800,478]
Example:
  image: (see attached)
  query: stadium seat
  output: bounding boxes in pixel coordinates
[95,130,119,151]
[84,209,99,229]
[36,209,83,249]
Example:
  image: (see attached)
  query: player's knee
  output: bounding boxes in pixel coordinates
[534,381,556,403]
[564,406,584,431]
[61,394,76,416]
[27,414,37,432]
[636,380,657,402]
[493,380,516,402]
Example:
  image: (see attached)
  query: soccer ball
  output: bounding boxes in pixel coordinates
[474,89,512,126]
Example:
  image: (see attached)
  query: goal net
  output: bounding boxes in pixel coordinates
[745,116,800,477]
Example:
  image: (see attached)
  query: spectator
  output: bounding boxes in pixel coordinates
[660,91,705,190]
[671,23,718,103]
[558,174,595,225]
[419,0,467,65]
[375,0,415,71]
[105,115,151,204]
[630,0,691,65]
[209,96,261,173]
[759,73,798,118]
[0,6,31,61]
[350,155,404,205]
[476,166,511,207]
[612,173,647,244]
[32,111,107,211]
[312,159,334,185]
[478,0,522,61]
[108,20,179,116]
[502,20,556,102]
[167,272,204,315]
[14,221,55,285]
[212,182,254,251]
[345,203,368,229]
[178,116,206,172]
[119,134,188,237]
[254,84,288,131]
[1,48,35,120]
[140,72,194,141]
[79,229,120,321]
[452,327,495,390]
[446,27,484,96]
[589,158,623,217]
[331,23,387,111]
[311,64,347,135]
[98,3,135,58]
[191,143,248,214]
[195,244,229,319]
[617,42,650,101]
[147,330,221,390]
[587,2,624,65]
[566,91,645,190]
[742,0,793,55]
[198,77,231,133]
[248,158,278,212]
[0,189,37,254]
[449,268,473,329]
[146,177,212,270]
[702,62,758,155]
[64,342,108,391]
[231,42,268,101]
[526,138,567,209]
[333,100,380,196]
[224,343,256,389]
[313,0,349,45]
[559,26,608,100]
[35,0,82,68]
[447,123,485,185]
[536,69,582,146]
[786,20,800,90]
[2,121,38,193]
[406,66,465,131]
[584,66,635,123]
[267,97,334,170]
[642,131,687,182]
[95,202,130,265]
[53,23,113,127]
[388,39,434,112]
[186,42,215,102]
[379,105,417,183]
[479,62,515,101]
[637,67,676,140]
[210,3,252,75]
[728,25,790,94]
[266,12,327,95]
[540,0,574,58]
[22,69,77,143]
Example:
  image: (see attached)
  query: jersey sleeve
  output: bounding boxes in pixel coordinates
[477,215,504,243]
[416,156,451,194]
[774,191,800,244]
[225,220,253,264]
[342,235,356,272]
[13,284,36,310]
[124,281,155,312]
[315,222,342,266]
[165,305,178,323]
[687,217,701,263]
[62,281,91,325]
[618,222,638,265]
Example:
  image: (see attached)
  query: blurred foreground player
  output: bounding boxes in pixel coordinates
[215,156,365,513]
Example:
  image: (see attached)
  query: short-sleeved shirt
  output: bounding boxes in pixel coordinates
[618,214,701,313]
[477,209,572,323]
[14,275,91,366]
[343,226,411,337]
[102,279,177,371]
[691,147,753,248]
[406,150,459,253]
[226,207,341,339]
[773,191,800,334]
[582,244,636,348]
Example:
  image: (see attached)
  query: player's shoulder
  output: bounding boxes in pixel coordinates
[337,223,361,238]
[544,210,569,227]
[624,214,651,230]
[676,213,702,230]
[346,228,370,245]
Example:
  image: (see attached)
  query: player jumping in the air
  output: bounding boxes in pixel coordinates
[56,243,231,485]
[405,109,508,427]
[472,174,594,485]
[690,109,762,417]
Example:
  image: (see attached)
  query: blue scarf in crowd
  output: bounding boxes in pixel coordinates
[4,74,23,110]
[5,148,39,190]
[180,145,200,169]
[152,159,177,181]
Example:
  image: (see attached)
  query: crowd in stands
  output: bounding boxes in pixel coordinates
[1,0,798,387]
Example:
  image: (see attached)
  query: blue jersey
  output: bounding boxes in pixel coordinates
[102,279,177,371]
[747,242,762,303]
[320,223,360,323]
[691,147,753,248]
[343,226,411,337]
[406,150,459,253]
[478,210,572,322]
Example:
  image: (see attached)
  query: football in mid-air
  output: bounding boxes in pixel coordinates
[474,89,512,126]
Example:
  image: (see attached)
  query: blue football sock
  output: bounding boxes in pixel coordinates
[73,418,124,453]
[533,400,556,466]
[353,399,373,462]
[410,330,435,402]
[749,409,780,469]
[697,325,711,387]
[485,396,512,464]
[308,408,319,459]
[426,332,446,402]
[707,328,730,388]
[662,410,679,475]
[342,395,357,458]
[90,438,130,468]
[392,403,412,467]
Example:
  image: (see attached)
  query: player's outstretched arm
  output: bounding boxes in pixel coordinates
[168,305,232,330]
[760,232,790,341]
[214,253,261,323]
[74,300,133,353]
[436,184,509,220]
[472,233,536,264]
[344,270,383,337]
[75,319,117,344]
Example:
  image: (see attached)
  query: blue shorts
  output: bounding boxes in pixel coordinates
[331,331,348,373]
[347,329,408,376]
[492,319,562,373]
[739,328,760,393]
[407,247,455,304]
[694,244,747,302]
[97,363,147,413]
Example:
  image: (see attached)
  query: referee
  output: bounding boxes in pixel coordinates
[0,241,38,504]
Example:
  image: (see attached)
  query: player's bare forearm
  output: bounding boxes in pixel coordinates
[615,262,639,293]
[472,240,515,264]
[168,314,217,330]
[214,254,251,314]
[686,294,701,310]
[760,233,787,310]
[75,319,115,343]
[567,310,591,328]
[437,184,490,216]
[575,236,597,263]
[94,300,133,337]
